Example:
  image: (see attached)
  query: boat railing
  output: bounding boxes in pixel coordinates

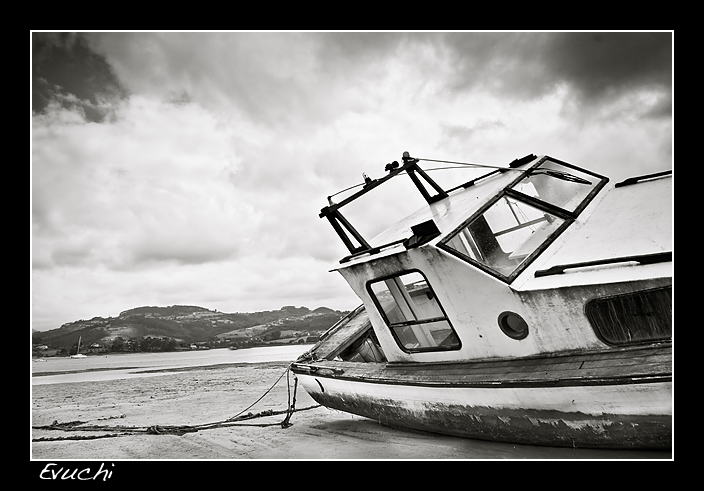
[534,251,672,277]
[614,170,672,188]
[290,362,345,375]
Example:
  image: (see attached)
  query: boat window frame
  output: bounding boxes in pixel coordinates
[585,286,672,346]
[437,156,608,283]
[366,269,462,354]
[504,156,608,218]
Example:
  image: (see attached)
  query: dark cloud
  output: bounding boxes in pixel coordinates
[437,32,672,116]
[544,32,671,102]
[315,32,407,65]
[36,32,671,126]
[32,32,128,122]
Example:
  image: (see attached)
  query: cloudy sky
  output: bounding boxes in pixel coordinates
[31,31,673,331]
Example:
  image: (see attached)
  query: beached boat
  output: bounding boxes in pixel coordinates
[291,152,672,449]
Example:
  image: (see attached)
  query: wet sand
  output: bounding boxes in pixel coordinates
[31,361,672,460]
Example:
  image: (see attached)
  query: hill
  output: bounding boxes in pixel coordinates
[32,304,349,351]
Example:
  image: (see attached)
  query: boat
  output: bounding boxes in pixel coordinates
[291,151,672,449]
[69,336,87,359]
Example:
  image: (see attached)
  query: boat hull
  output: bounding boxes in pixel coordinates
[292,345,672,449]
[296,373,670,449]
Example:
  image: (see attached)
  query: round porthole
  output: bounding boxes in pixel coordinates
[498,311,529,340]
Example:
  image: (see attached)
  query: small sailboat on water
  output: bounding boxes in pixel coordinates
[70,336,87,359]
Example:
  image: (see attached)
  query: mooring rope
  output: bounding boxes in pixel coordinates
[225,364,291,421]
[32,365,320,442]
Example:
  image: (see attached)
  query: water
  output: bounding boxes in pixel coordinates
[31,344,312,386]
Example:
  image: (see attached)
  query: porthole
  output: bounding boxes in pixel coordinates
[498,311,529,340]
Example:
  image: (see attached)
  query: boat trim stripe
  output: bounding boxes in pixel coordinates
[290,363,671,389]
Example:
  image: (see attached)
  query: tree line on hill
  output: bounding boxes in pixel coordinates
[32,304,348,356]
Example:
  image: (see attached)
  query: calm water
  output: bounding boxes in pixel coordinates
[31,344,312,385]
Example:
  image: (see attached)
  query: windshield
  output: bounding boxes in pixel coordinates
[443,198,566,277]
[512,159,598,213]
[439,157,605,281]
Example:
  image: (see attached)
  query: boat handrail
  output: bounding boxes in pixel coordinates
[614,170,672,188]
[290,362,345,375]
[534,251,672,277]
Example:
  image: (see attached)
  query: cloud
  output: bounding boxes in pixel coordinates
[431,32,672,119]
[32,32,128,122]
[31,31,673,331]
[542,32,671,104]
[32,96,250,271]
[84,32,336,128]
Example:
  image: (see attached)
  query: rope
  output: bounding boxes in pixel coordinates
[32,365,321,442]
[280,369,298,428]
[225,365,291,421]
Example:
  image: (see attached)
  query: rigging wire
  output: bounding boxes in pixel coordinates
[327,161,505,201]
[416,157,526,172]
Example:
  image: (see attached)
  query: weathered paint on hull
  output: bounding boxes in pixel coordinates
[295,373,671,449]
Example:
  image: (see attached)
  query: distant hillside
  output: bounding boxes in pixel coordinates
[32,304,349,350]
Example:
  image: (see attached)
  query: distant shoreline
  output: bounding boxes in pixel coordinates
[31,359,291,378]
[32,340,315,359]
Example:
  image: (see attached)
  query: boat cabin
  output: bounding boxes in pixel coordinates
[319,152,672,365]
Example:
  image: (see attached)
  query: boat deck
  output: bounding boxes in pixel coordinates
[293,342,672,388]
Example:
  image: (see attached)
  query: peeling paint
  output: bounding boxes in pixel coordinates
[296,373,671,449]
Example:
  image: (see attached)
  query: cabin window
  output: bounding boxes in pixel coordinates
[367,271,461,353]
[510,159,601,215]
[338,328,387,363]
[442,195,566,278]
[586,287,672,345]
[439,157,607,282]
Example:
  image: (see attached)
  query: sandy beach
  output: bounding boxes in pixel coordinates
[31,359,672,460]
